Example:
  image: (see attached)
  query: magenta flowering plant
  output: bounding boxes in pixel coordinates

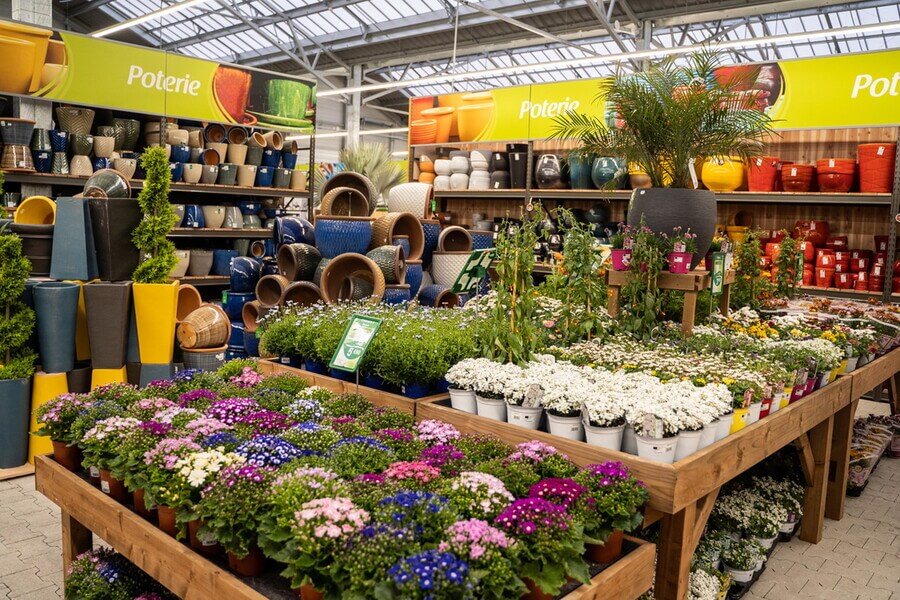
[421,444,467,475]
[177,388,218,409]
[230,366,265,388]
[383,461,442,489]
[417,419,461,445]
[80,416,143,470]
[528,478,600,542]
[438,519,526,599]
[507,441,578,479]
[493,498,589,593]
[573,462,649,540]
[233,409,295,436]
[373,428,426,461]
[196,463,277,557]
[34,393,93,444]
[442,471,514,520]
[205,397,261,425]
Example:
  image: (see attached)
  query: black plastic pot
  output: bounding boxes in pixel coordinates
[89,198,142,281]
[83,281,133,369]
[509,153,528,189]
[626,188,717,269]
[0,378,31,468]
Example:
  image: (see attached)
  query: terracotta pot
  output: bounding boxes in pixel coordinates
[370,212,425,261]
[99,469,130,502]
[319,253,385,303]
[157,505,180,537]
[521,578,559,600]
[781,164,815,192]
[188,519,223,556]
[818,172,854,193]
[51,440,83,472]
[242,300,261,332]
[747,156,780,191]
[176,284,203,322]
[279,282,323,306]
[585,529,624,563]
[177,303,231,349]
[858,143,896,193]
[227,546,267,577]
[321,171,378,214]
[256,274,290,306]
[319,186,370,216]
[133,488,157,519]
[293,585,325,600]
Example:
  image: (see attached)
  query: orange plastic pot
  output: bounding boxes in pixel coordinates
[747,156,780,192]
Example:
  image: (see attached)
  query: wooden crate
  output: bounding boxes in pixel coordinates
[258,359,448,415]
[35,455,656,600]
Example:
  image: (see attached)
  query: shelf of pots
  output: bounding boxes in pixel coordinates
[168,228,274,239]
[33,361,658,600]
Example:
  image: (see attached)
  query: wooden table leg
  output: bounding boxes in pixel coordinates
[891,371,900,415]
[61,509,92,581]
[681,291,698,337]
[653,489,720,600]
[718,283,731,317]
[826,399,857,521]
[607,286,620,318]
[799,416,834,544]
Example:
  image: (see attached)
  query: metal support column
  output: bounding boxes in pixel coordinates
[345,65,363,149]
[882,126,900,304]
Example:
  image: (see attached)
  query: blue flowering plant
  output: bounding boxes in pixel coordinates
[374,491,457,543]
[383,549,476,600]
[235,435,306,467]
[437,518,526,600]
[280,421,342,454]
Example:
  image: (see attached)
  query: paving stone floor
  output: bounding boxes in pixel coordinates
[0,401,897,599]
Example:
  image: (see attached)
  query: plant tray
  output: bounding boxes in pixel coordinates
[258,359,449,415]
[726,563,767,600]
[35,455,656,600]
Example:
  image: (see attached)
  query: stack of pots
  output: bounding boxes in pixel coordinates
[1,118,37,172]
[224,256,262,358]
[10,195,56,276]
[428,149,511,191]
[781,164,816,192]
[176,303,231,371]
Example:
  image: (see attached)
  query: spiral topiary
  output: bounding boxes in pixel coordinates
[0,215,37,380]
[131,146,178,283]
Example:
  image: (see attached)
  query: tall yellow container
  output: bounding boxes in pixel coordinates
[28,372,68,463]
[91,366,128,390]
[729,407,749,434]
[133,281,179,364]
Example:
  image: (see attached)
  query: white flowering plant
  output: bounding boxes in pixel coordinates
[689,567,722,600]
[721,539,765,571]
[156,448,245,510]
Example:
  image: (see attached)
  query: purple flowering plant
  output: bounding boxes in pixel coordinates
[573,462,649,539]
[65,547,174,600]
[373,428,426,461]
[34,393,93,444]
[80,416,144,470]
[438,519,526,599]
[205,397,260,425]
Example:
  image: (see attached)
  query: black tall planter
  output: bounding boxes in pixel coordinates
[83,281,132,369]
[0,378,31,468]
[626,188,717,269]
[89,198,142,281]
[9,223,53,277]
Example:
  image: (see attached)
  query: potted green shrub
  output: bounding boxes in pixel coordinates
[0,223,37,468]
[551,49,774,267]
[131,147,179,368]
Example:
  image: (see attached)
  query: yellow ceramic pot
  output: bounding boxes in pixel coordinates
[0,20,52,92]
[702,157,745,192]
[457,103,494,142]
[437,92,467,138]
[0,34,36,94]
[63,280,92,362]
[29,372,68,463]
[91,366,128,390]
[14,195,56,225]
[133,281,180,364]
[726,225,749,243]
[729,407,749,434]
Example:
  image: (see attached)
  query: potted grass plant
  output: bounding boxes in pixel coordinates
[551,49,775,267]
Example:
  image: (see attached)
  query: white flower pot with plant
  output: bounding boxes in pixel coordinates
[585,422,625,451]
[448,389,476,413]
[722,540,765,584]
[716,412,733,440]
[507,403,543,430]
[747,402,762,426]
[675,428,703,461]
[622,424,638,455]
[698,421,718,449]
[475,394,506,421]
[547,411,584,441]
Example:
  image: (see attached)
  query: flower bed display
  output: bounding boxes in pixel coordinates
[35,361,656,600]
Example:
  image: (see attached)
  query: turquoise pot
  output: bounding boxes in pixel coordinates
[0,378,31,468]
[591,157,621,188]
[33,281,80,374]
[568,154,595,190]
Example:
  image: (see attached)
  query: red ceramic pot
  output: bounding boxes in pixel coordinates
[869,278,884,292]
[893,259,900,273]
[893,277,900,294]
[774,161,793,191]
[874,236,889,252]
[858,143,896,193]
[850,249,871,260]
[816,254,836,268]
[769,230,787,243]
[834,250,850,263]
[856,271,869,285]
[765,242,781,260]
[851,258,870,273]
[782,164,816,192]
[802,268,814,286]
[834,272,854,289]
[815,268,835,288]
[747,156,780,192]
[872,264,886,278]
[835,262,849,274]
[874,252,887,265]
[818,173,854,193]
[799,241,815,262]
[759,256,772,269]
[817,158,856,174]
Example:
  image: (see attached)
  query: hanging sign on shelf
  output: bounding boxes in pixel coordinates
[0,18,316,131]
[329,314,383,373]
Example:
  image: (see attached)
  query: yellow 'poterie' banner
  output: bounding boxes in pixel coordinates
[0,18,316,131]
[411,49,900,143]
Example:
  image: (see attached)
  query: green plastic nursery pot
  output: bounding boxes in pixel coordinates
[83,281,132,369]
[0,378,31,468]
[33,281,80,373]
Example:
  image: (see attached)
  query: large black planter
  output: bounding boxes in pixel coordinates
[626,188,717,269]
[0,378,31,468]
[66,362,92,394]
[33,281,80,374]
[83,281,132,369]
[8,223,53,277]
[89,198,142,281]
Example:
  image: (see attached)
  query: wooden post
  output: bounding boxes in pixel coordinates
[655,505,696,600]
[826,399,857,520]
[681,291,698,336]
[607,286,620,317]
[891,371,900,415]
[61,510,92,580]
[717,282,731,317]
[799,416,834,543]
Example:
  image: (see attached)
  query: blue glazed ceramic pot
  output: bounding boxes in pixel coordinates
[418,284,458,308]
[183,205,205,228]
[314,216,372,259]
[420,219,440,269]
[169,162,184,184]
[591,157,621,188]
[392,236,411,259]
[330,368,356,382]
[274,216,315,247]
[243,330,260,357]
[224,292,255,321]
[92,157,111,172]
[403,382,431,398]
[170,144,190,163]
[225,346,248,361]
[405,261,423,297]
[255,165,275,188]
[470,230,494,250]
[49,130,69,153]
[261,259,279,276]
[281,153,298,169]
[382,284,411,305]
[235,200,261,215]
[305,358,328,374]
[568,153,595,190]
[31,150,51,173]
[432,378,451,394]
[212,249,239,276]
[230,257,261,293]
[262,148,281,168]
[362,372,384,390]
[228,321,246,347]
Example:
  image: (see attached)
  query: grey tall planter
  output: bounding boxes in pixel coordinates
[33,281,80,374]
[139,363,176,387]
[83,281,132,369]
[89,198,142,281]
[626,188,717,270]
[0,378,31,468]
[50,197,98,281]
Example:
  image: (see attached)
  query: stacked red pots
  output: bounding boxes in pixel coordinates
[855,270,869,291]
[834,272,855,289]
[816,158,856,193]
[834,250,851,273]
[748,156,781,192]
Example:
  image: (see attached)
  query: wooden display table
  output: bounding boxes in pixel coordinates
[417,376,854,600]
[257,359,448,415]
[34,455,656,600]
[606,269,736,336]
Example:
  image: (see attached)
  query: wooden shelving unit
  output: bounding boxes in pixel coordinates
[168,228,272,239]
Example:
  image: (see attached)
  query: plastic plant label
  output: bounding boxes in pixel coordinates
[221,165,230,171]
[756,158,764,167]
[89,466,100,478]
[199,530,218,546]
[280,356,290,364]
[689,160,699,189]
[329,314,382,373]
[791,167,798,176]
[878,145,885,155]
[829,159,836,168]
[450,249,495,294]
[522,384,543,408]
[100,480,110,494]
[642,414,665,439]
[673,241,686,253]
[710,252,726,295]
[221,291,228,304]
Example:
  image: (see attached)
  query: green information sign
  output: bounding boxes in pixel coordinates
[329,314,383,373]
[710,252,726,296]
[450,249,495,295]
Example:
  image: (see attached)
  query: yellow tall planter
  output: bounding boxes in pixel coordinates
[29,372,68,463]
[91,366,128,390]
[133,281,179,364]
[64,280,92,362]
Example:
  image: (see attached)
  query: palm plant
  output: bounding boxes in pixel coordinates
[550,49,776,189]
[313,143,406,207]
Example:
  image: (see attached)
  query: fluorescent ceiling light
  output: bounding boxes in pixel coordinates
[92,0,209,38]
[319,21,900,97]
[285,127,409,141]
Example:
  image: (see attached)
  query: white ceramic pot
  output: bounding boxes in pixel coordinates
[433,159,451,176]
[431,251,470,287]
[584,423,624,451]
[779,518,798,534]
[546,413,584,441]
[507,405,543,430]
[754,535,777,551]
[622,423,638,455]
[724,565,754,584]
[635,434,679,464]
[387,182,433,218]
[747,402,762,426]
[845,356,860,372]
[170,250,190,278]
[698,422,718,450]
[449,155,469,174]
[675,428,702,461]
[468,170,490,190]
[433,175,451,191]
[448,388,477,413]
[470,150,490,165]
[449,173,469,190]
[475,395,506,421]
[715,413,733,441]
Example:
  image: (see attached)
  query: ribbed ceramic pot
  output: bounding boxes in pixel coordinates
[242,301,262,332]
[386,182,434,218]
[405,260,424,297]
[279,281,323,306]
[30,128,51,152]
[420,219,440,268]
[177,304,231,349]
[50,153,69,175]
[274,216,315,247]
[83,281,132,370]
[418,284,459,308]
[230,257,261,293]
[31,150,50,173]
[56,107,95,135]
[2,145,34,171]
[255,274,290,307]
[187,250,213,276]
[321,171,378,214]
[319,253,385,303]
[320,186,370,216]
[431,251,471,288]
[115,118,141,152]
[370,212,424,260]
[366,245,406,284]
[313,258,331,286]
[33,281,80,373]
[277,243,321,281]
[382,284,411,305]
[0,118,36,146]
[591,157,621,188]
[438,226,472,252]
[71,133,94,156]
[314,216,373,259]
[224,292,255,321]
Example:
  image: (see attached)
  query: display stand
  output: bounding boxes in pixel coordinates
[606,270,736,336]
[34,455,656,600]
[0,463,35,481]
[416,376,854,600]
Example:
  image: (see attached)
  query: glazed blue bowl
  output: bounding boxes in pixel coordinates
[169,162,184,184]
[405,261,423,297]
[235,200,261,216]
[262,148,282,168]
[274,216,314,247]
[314,216,372,259]
[229,256,261,293]
[212,249,239,276]
[255,165,275,188]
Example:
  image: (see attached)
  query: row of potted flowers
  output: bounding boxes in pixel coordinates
[36,361,651,600]
[65,547,175,600]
